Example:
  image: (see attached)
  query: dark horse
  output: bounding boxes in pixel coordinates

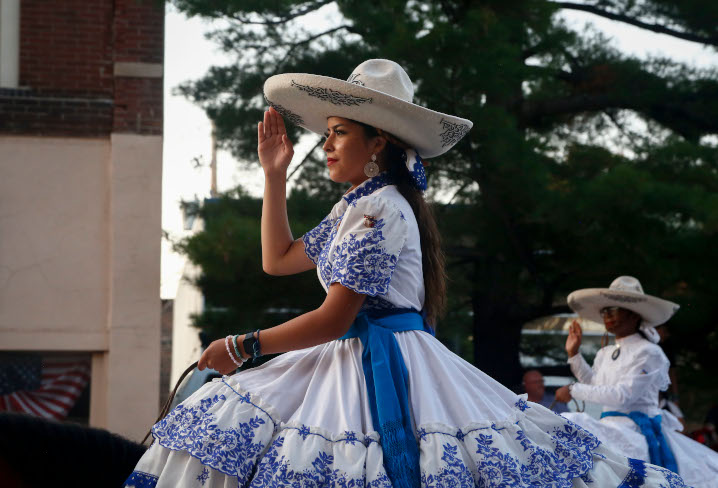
[0,412,147,487]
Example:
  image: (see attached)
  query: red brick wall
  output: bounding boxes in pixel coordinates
[114,0,164,64]
[0,0,163,137]
[19,0,114,96]
[113,77,163,134]
[0,90,113,136]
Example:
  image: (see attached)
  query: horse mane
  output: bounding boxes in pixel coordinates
[0,413,147,487]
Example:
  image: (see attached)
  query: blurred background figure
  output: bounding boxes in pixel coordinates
[691,405,718,452]
[656,324,686,428]
[522,369,568,414]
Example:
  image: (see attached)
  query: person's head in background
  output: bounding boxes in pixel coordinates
[523,369,545,402]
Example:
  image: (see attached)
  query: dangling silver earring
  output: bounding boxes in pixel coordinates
[364,154,379,177]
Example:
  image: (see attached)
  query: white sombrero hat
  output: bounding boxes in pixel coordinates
[263,59,473,158]
[567,276,679,330]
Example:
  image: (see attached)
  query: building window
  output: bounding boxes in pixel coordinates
[0,0,20,88]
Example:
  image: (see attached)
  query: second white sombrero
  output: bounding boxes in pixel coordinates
[567,276,679,328]
[263,59,473,159]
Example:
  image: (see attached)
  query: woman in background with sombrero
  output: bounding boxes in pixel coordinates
[125,61,687,487]
[557,276,718,487]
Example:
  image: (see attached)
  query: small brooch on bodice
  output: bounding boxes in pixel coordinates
[363,215,377,228]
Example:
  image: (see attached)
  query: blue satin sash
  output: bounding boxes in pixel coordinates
[339,309,433,488]
[601,411,679,473]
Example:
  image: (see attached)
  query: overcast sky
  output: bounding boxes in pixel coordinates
[160,5,718,299]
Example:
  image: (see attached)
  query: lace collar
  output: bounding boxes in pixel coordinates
[342,172,392,207]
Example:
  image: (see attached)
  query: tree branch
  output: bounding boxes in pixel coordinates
[287,139,323,182]
[553,1,718,47]
[278,25,355,68]
[230,0,334,26]
[602,109,640,147]
[447,181,474,205]
[521,88,718,140]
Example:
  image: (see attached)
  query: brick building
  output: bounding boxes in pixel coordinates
[0,0,163,440]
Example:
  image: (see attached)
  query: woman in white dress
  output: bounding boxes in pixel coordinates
[556,275,718,487]
[124,60,686,487]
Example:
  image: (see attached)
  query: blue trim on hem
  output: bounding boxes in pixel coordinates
[124,470,159,488]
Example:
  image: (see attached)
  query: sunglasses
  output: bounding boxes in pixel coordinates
[599,306,621,317]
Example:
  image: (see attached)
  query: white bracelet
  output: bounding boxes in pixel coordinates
[225,335,244,368]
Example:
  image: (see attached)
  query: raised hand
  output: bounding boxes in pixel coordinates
[565,320,583,358]
[258,107,294,176]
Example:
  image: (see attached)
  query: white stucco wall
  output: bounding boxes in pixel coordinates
[0,136,111,349]
[0,134,162,441]
[170,218,204,388]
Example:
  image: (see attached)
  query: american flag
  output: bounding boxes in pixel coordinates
[0,354,91,420]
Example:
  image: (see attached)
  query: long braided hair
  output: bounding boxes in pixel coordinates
[357,122,447,325]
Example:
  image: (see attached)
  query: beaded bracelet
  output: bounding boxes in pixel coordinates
[224,335,244,369]
[232,334,244,363]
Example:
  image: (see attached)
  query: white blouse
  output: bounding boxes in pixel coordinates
[301,174,425,312]
[568,333,671,417]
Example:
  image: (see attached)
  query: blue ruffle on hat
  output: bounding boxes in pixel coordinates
[403,149,427,192]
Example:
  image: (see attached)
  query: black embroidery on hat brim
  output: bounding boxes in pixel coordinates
[439,117,470,147]
[600,292,647,303]
[266,98,305,126]
[291,80,373,106]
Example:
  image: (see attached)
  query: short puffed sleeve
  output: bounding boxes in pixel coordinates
[328,196,408,296]
[302,214,337,265]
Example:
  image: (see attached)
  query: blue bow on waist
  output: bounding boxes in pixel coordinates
[600,411,678,473]
[339,309,433,488]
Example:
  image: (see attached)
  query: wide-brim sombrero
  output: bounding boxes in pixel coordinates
[263,59,473,159]
[567,276,679,328]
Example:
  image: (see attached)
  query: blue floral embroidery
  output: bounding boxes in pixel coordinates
[421,443,475,487]
[124,470,158,488]
[297,424,311,440]
[343,173,391,207]
[581,472,594,484]
[249,436,393,488]
[515,398,530,411]
[302,215,337,264]
[618,458,647,488]
[472,421,600,487]
[648,465,688,488]
[329,219,399,296]
[152,394,270,484]
[475,432,523,486]
[282,424,374,448]
[196,467,209,485]
[417,419,602,487]
[317,222,341,287]
[344,431,359,445]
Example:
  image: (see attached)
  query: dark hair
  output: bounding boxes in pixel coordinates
[356,121,446,324]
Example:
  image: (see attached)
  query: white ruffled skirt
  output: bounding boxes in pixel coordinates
[125,331,686,487]
[564,411,718,488]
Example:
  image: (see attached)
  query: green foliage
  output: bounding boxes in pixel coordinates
[174,188,328,340]
[172,0,718,401]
